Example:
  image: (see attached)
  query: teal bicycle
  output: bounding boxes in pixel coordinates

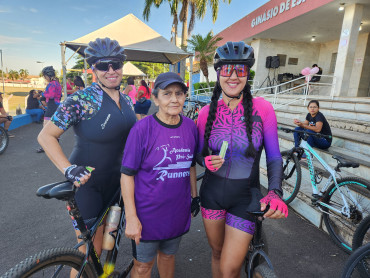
[279,127,370,253]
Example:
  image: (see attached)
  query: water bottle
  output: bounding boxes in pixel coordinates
[102,205,121,250]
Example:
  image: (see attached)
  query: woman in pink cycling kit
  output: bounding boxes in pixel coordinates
[196,42,288,277]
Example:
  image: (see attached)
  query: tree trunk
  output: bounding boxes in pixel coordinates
[180,0,189,80]
[200,58,210,91]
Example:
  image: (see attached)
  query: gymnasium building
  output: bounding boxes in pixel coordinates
[202,0,370,97]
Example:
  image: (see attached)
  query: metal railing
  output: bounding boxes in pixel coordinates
[187,75,335,111]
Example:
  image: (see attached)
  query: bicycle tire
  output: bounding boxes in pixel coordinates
[341,243,370,278]
[280,150,301,204]
[2,247,97,278]
[0,126,9,155]
[352,215,370,251]
[322,177,370,253]
[252,262,278,278]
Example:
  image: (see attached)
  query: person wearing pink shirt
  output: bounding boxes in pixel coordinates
[124,77,137,105]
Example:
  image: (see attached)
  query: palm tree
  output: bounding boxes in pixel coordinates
[8,70,19,81]
[19,69,29,80]
[188,31,222,89]
[143,0,231,78]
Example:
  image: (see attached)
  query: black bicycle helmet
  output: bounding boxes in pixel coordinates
[42,66,56,78]
[84,37,126,66]
[214,41,255,71]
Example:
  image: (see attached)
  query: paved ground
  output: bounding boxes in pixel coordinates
[0,106,349,277]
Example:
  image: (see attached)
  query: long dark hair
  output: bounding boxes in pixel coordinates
[201,81,256,158]
[141,80,149,90]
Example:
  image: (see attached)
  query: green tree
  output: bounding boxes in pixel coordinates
[131,62,169,80]
[188,31,222,89]
[143,0,231,79]
[18,69,29,80]
[8,70,19,81]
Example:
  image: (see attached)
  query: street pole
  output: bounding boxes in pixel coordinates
[0,50,5,94]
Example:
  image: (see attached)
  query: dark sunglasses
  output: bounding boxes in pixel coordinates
[219,64,248,77]
[94,60,123,72]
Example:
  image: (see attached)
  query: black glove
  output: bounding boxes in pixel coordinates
[191,196,200,217]
[6,115,12,121]
[64,165,91,184]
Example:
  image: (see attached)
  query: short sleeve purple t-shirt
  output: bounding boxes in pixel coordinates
[121,114,198,241]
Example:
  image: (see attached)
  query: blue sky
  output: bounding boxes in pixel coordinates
[0,0,268,75]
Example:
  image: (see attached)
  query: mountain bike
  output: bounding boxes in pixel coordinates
[2,181,133,278]
[341,243,370,278]
[0,125,9,154]
[1,172,208,278]
[352,215,370,251]
[185,100,208,123]
[278,126,370,253]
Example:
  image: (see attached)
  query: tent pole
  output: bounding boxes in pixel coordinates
[189,55,193,98]
[60,42,67,100]
[84,58,87,85]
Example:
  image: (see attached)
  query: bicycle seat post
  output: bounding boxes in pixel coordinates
[66,198,91,240]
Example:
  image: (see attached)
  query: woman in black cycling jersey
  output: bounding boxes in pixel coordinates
[196,42,288,277]
[38,38,137,259]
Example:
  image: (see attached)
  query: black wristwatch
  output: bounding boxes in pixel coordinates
[273,189,283,199]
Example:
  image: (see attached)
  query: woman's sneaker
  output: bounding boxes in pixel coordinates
[6,131,15,138]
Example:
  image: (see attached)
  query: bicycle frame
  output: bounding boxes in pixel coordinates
[67,191,130,278]
[298,139,362,218]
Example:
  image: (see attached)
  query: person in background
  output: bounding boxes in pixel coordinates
[121,72,198,278]
[124,77,137,105]
[0,92,14,138]
[26,90,44,123]
[38,90,47,111]
[293,99,332,154]
[36,66,62,153]
[134,80,152,120]
[73,76,85,92]
[37,39,136,275]
[310,64,322,83]
[66,77,74,95]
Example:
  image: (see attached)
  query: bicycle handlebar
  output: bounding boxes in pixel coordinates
[186,99,208,106]
[278,126,332,140]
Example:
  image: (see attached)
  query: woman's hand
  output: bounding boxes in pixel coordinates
[260,190,288,219]
[64,165,95,187]
[125,216,142,245]
[204,155,225,172]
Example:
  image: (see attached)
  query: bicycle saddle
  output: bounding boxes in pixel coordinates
[332,155,359,168]
[36,181,74,200]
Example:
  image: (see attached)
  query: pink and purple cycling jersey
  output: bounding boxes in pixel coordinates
[197,97,282,191]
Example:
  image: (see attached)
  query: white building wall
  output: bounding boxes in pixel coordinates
[252,39,321,88]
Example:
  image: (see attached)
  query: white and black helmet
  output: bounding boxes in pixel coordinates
[84,37,126,66]
[214,41,255,71]
[42,66,56,78]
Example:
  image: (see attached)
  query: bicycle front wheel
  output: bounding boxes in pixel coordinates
[353,215,370,251]
[322,177,370,253]
[341,243,370,278]
[280,150,301,204]
[0,126,9,155]
[252,262,278,278]
[2,248,97,278]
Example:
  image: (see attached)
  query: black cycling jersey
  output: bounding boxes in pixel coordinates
[51,83,136,227]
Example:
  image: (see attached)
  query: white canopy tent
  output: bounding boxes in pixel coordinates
[122,62,146,77]
[60,14,193,97]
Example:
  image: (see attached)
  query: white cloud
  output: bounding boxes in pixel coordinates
[30,8,38,13]
[72,7,87,12]
[0,35,30,45]
[31,30,44,34]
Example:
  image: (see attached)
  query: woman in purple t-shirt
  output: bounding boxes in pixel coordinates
[121,72,198,278]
